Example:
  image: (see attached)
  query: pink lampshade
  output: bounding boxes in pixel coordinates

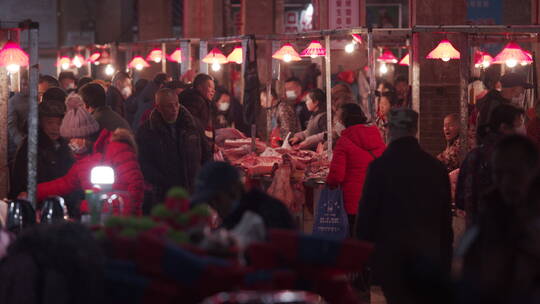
[398,53,410,66]
[128,56,150,70]
[168,48,182,63]
[352,34,363,44]
[377,49,398,64]
[227,46,243,64]
[57,56,71,69]
[202,47,228,64]
[300,40,326,58]
[0,41,29,67]
[87,52,102,63]
[426,40,460,61]
[146,49,164,63]
[272,43,302,62]
[473,51,493,68]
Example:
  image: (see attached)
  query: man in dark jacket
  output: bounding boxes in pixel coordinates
[131,73,169,131]
[190,161,295,230]
[179,73,215,132]
[136,88,211,212]
[106,71,132,118]
[125,78,149,126]
[356,108,453,304]
[476,73,532,142]
[79,83,131,132]
[10,99,73,198]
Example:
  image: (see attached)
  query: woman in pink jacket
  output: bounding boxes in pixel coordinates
[326,103,386,230]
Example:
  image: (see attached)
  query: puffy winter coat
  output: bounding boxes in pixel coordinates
[179,88,213,131]
[326,124,385,215]
[37,128,144,215]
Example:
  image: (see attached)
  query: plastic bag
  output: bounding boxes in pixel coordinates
[313,188,349,239]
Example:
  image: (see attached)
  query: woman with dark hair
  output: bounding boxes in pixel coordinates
[290,88,327,150]
[213,87,249,134]
[375,85,399,144]
[327,103,386,231]
[260,86,300,146]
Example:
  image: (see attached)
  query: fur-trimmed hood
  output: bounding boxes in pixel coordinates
[94,128,138,155]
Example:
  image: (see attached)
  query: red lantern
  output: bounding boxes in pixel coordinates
[128,56,150,71]
[300,40,327,58]
[398,53,410,66]
[146,49,163,63]
[0,41,29,72]
[202,47,228,71]
[473,51,493,69]
[272,43,301,62]
[377,49,398,64]
[168,48,182,63]
[493,42,530,68]
[352,34,363,44]
[426,40,460,62]
[226,46,243,64]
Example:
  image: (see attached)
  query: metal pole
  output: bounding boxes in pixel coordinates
[324,35,333,160]
[27,23,39,208]
[241,38,248,105]
[411,32,420,113]
[0,68,8,199]
[199,41,209,74]
[85,48,91,77]
[180,40,191,78]
[367,28,377,121]
[161,42,167,73]
[459,33,470,162]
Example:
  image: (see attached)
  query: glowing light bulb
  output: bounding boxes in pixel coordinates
[135,64,143,71]
[379,63,388,74]
[521,61,528,66]
[283,53,292,62]
[73,58,82,68]
[310,54,317,59]
[61,62,70,70]
[482,60,491,68]
[211,62,221,71]
[345,43,355,53]
[6,64,19,73]
[94,61,100,66]
[506,59,518,68]
[441,57,451,62]
[105,64,115,76]
[153,57,161,63]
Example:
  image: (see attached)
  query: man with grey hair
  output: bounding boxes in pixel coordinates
[355,108,453,304]
[106,71,132,118]
[136,88,211,213]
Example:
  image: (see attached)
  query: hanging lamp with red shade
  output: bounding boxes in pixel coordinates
[128,56,150,71]
[300,40,326,58]
[0,41,29,73]
[426,39,460,62]
[272,43,302,62]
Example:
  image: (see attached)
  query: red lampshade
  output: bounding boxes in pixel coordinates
[168,48,182,63]
[57,56,71,70]
[227,46,243,64]
[352,34,363,44]
[522,50,533,66]
[300,40,326,58]
[426,40,460,61]
[473,51,493,68]
[0,41,29,70]
[272,43,301,62]
[71,54,85,68]
[398,53,410,66]
[377,49,398,63]
[202,47,228,64]
[128,56,150,70]
[88,52,101,63]
[146,49,163,63]
[493,42,530,68]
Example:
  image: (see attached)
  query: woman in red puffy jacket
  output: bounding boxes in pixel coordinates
[31,96,144,216]
[326,103,386,229]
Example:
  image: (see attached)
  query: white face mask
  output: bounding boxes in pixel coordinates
[218,102,230,112]
[69,142,88,155]
[286,90,297,100]
[334,122,346,136]
[121,86,132,98]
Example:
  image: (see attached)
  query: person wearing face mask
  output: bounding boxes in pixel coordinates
[137,89,211,213]
[326,103,385,234]
[284,77,310,130]
[27,97,144,216]
[106,71,132,118]
[10,99,72,200]
[476,73,533,144]
[456,104,526,227]
[260,86,300,146]
[437,114,463,172]
[289,88,327,150]
[212,88,249,134]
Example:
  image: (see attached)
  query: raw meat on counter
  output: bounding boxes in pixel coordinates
[236,154,282,176]
[215,128,246,146]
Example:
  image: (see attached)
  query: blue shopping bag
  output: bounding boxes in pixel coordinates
[312,188,349,239]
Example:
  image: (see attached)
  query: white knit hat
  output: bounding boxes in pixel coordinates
[59,97,100,139]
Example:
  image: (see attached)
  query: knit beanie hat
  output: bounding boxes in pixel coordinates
[59,93,100,139]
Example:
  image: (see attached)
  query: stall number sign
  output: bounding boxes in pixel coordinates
[329,0,360,29]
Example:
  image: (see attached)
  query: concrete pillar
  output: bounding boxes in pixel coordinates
[412,0,467,155]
